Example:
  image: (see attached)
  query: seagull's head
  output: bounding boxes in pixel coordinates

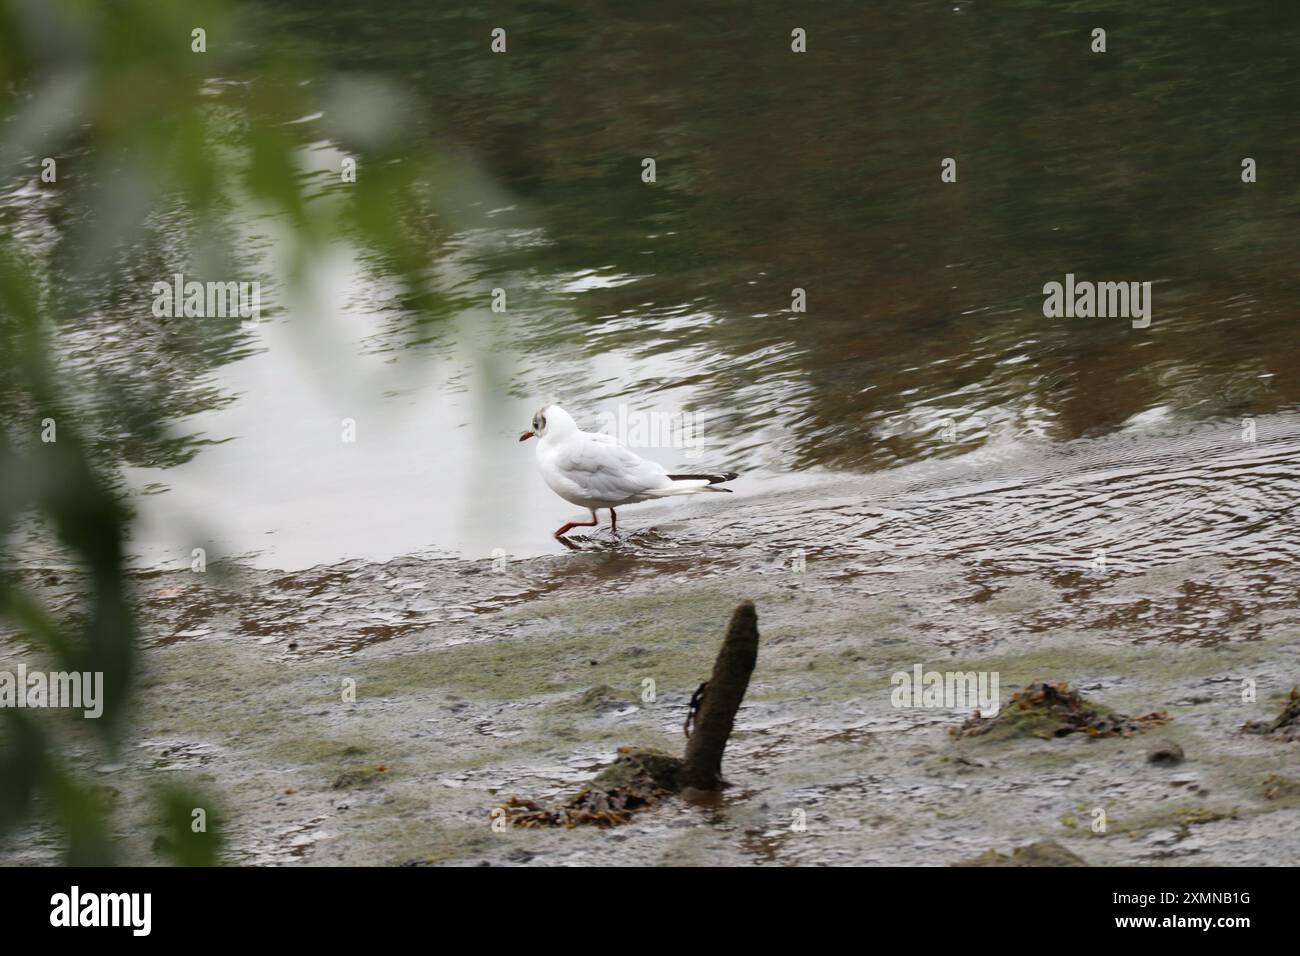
[519,404,574,442]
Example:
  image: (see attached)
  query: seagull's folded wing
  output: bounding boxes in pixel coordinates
[556,439,667,502]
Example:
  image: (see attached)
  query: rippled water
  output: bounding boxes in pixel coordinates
[56,408,1285,655]
[3,1,1299,578]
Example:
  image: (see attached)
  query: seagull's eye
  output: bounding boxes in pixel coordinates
[539,416,546,430]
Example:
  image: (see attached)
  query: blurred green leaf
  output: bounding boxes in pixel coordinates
[1,0,455,864]
[153,785,224,866]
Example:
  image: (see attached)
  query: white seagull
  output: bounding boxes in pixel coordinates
[519,404,738,539]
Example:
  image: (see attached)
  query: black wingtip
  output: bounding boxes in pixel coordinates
[668,472,739,485]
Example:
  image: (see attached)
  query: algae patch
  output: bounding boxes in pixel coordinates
[1261,774,1300,801]
[332,764,391,789]
[1242,687,1300,741]
[574,684,638,715]
[957,840,1088,867]
[952,681,1168,741]
[497,747,682,828]
[1112,802,1237,838]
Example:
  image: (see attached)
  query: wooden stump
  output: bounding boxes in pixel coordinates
[680,600,759,791]
[498,600,759,826]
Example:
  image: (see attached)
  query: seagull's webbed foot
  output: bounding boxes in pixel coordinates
[553,510,600,541]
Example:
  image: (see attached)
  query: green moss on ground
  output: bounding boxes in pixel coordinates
[1243,687,1300,741]
[953,681,1168,742]
[958,840,1088,866]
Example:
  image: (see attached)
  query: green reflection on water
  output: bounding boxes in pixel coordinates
[4,1,1299,474]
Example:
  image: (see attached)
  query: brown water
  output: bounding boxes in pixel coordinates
[3,0,1298,575]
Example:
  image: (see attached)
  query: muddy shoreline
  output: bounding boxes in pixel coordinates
[4,418,1300,866]
[4,540,1298,866]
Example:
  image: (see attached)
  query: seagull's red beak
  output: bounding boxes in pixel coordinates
[519,430,535,442]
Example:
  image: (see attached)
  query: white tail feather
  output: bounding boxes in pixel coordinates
[645,479,718,498]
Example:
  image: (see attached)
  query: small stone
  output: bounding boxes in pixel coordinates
[1147,742,1185,766]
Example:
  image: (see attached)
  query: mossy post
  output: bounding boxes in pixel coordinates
[500,601,760,826]
[680,600,759,791]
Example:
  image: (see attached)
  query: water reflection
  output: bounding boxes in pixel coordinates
[3,1,1299,567]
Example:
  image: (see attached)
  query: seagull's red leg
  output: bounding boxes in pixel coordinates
[610,508,617,533]
[554,510,599,539]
